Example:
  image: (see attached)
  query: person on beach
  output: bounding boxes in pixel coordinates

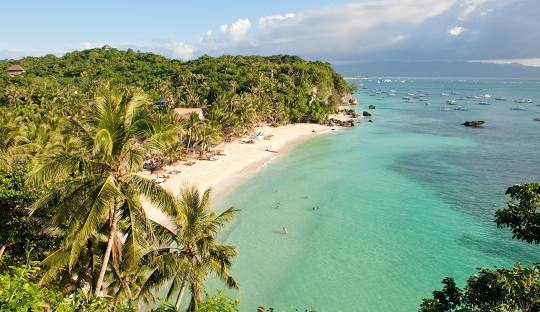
[282,226,288,234]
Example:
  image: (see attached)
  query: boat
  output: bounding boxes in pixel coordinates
[478,102,491,105]
[441,92,449,96]
[494,97,506,101]
[447,100,457,105]
[402,96,412,101]
[481,94,492,98]
[510,105,527,111]
[515,98,533,104]
[454,106,469,111]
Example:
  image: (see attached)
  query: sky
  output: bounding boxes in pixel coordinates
[1,0,539,66]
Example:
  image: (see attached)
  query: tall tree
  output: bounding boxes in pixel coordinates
[140,186,238,311]
[29,87,177,297]
[495,182,540,244]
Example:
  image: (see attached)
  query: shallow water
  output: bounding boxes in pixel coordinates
[214,78,540,311]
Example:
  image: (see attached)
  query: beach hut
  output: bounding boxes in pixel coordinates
[174,108,205,120]
[6,64,25,76]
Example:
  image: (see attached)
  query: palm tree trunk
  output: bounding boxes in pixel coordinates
[175,277,187,310]
[0,240,13,259]
[0,244,6,259]
[95,208,117,297]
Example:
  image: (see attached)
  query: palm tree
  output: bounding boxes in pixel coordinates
[183,112,202,152]
[139,185,238,311]
[29,87,177,297]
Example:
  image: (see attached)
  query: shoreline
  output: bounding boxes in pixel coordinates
[142,121,348,230]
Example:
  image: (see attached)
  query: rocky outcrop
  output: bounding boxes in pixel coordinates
[462,120,485,127]
[362,111,372,117]
[341,93,358,105]
[340,108,360,118]
[321,118,355,127]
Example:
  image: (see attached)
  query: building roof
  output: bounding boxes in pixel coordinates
[174,108,204,119]
[102,44,113,50]
[155,98,168,106]
[7,64,25,72]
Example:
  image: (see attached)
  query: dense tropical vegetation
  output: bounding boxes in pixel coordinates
[0,48,352,311]
[420,182,540,312]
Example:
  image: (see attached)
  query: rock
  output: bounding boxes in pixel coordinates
[368,105,376,110]
[341,93,358,105]
[340,108,359,118]
[362,111,372,117]
[462,120,485,127]
[321,118,355,127]
[368,119,373,123]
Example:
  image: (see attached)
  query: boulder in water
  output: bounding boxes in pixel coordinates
[362,111,372,117]
[368,105,376,110]
[462,120,485,128]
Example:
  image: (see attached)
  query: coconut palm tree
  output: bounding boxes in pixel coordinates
[183,112,203,152]
[137,185,238,311]
[29,87,177,297]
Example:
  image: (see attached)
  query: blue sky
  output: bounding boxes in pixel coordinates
[1,0,539,66]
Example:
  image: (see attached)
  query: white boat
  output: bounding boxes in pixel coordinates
[510,105,527,111]
[515,98,533,104]
[478,102,491,105]
[441,92,449,96]
[447,100,457,105]
[481,94,492,98]
[494,97,506,101]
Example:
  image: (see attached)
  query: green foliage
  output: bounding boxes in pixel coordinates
[0,262,124,312]
[421,183,540,311]
[495,182,540,244]
[198,290,239,312]
[1,49,351,129]
[419,263,540,312]
[150,291,238,312]
[0,171,57,267]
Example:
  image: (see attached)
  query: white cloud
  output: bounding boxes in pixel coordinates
[459,0,490,20]
[220,18,251,41]
[169,42,194,59]
[390,34,408,44]
[81,42,102,49]
[259,13,296,27]
[449,26,466,36]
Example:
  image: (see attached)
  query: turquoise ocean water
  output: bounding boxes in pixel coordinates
[214,78,540,311]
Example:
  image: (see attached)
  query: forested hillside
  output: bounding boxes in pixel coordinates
[1,48,352,124]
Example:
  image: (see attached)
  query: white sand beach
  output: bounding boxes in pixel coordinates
[142,122,343,229]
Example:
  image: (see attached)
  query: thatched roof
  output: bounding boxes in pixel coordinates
[7,64,25,72]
